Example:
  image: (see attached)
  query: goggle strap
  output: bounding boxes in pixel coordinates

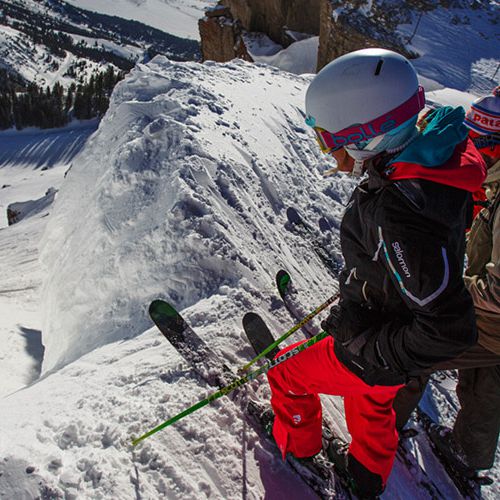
[317,86,425,153]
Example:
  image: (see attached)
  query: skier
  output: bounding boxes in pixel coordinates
[264,48,487,498]
[393,87,500,478]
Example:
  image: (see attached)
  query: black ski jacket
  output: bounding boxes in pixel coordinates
[334,144,485,386]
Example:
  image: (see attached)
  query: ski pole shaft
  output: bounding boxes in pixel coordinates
[131,331,329,446]
[240,293,339,372]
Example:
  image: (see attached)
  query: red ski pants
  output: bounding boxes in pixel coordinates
[267,336,402,484]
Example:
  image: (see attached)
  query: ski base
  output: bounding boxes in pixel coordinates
[149,300,233,387]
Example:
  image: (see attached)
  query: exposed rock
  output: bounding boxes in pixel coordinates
[199,8,253,63]
[199,0,322,64]
[219,0,321,47]
[199,0,419,68]
[7,207,20,226]
[7,187,57,226]
[199,0,496,73]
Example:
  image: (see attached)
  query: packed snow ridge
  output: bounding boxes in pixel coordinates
[39,56,347,373]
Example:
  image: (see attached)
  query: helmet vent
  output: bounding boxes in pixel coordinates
[374,60,384,76]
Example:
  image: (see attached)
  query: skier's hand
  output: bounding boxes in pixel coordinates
[322,302,383,345]
[321,304,344,339]
[321,303,365,344]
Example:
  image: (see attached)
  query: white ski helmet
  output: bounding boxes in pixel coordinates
[305,48,424,154]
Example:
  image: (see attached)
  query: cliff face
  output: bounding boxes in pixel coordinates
[199,0,496,73]
[219,0,321,46]
[199,0,420,68]
[199,6,253,63]
[199,0,321,63]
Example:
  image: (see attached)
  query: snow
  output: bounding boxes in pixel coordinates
[245,35,320,75]
[0,121,98,396]
[37,57,341,373]
[0,121,98,228]
[0,24,116,89]
[398,4,499,94]
[68,34,144,61]
[66,0,218,40]
[0,23,499,500]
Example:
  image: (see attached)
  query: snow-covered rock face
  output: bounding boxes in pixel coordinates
[40,56,347,372]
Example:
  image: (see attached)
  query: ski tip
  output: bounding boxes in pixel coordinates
[243,311,276,336]
[149,300,179,320]
[242,312,275,337]
[276,269,291,296]
[286,207,301,224]
[242,311,261,325]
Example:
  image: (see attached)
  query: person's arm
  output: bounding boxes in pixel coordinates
[464,205,500,314]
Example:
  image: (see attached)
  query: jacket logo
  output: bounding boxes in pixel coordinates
[293,414,302,424]
[392,242,411,278]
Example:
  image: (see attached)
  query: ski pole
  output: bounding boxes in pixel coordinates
[131,331,329,446]
[239,293,339,373]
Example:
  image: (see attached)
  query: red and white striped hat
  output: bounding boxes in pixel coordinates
[464,86,500,135]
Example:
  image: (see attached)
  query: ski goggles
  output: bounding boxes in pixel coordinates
[306,86,426,154]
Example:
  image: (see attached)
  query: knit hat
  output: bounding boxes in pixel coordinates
[464,87,500,159]
[464,86,500,135]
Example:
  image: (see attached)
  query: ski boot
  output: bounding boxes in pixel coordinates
[323,427,384,499]
[247,400,345,497]
[247,399,274,435]
[425,422,476,478]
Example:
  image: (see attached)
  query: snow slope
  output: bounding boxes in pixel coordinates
[66,0,217,39]
[0,0,201,90]
[245,35,320,76]
[398,3,499,94]
[0,121,98,395]
[1,56,499,499]
[1,56,352,499]
[38,57,346,374]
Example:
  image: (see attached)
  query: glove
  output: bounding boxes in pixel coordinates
[321,304,344,339]
[322,302,382,345]
[321,303,359,344]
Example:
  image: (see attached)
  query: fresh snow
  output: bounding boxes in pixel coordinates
[37,57,343,373]
[66,0,218,40]
[1,32,499,500]
[398,4,499,94]
[0,121,98,396]
[245,35,320,76]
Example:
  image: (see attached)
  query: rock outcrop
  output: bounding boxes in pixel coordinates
[199,6,253,63]
[7,188,57,226]
[219,0,321,47]
[199,0,321,63]
[199,0,494,71]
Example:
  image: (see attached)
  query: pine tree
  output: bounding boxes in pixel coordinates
[65,83,75,115]
[0,93,13,129]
